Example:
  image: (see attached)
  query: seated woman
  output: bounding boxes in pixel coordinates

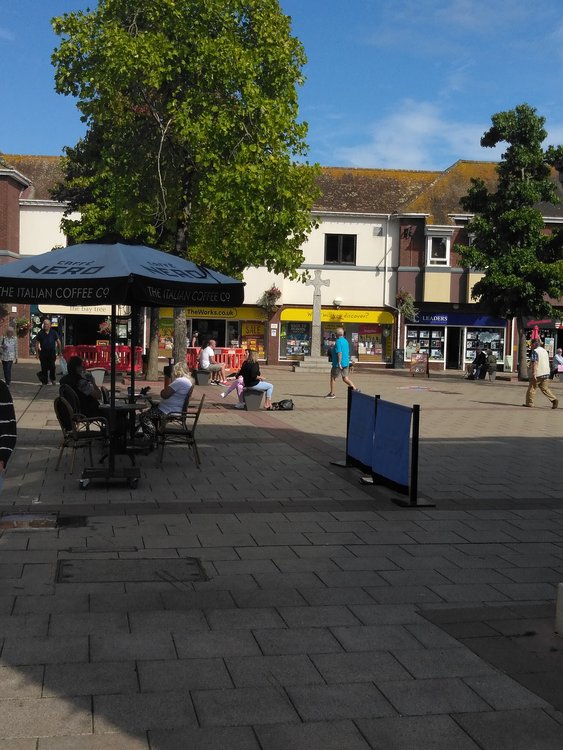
[139,362,194,441]
[238,349,274,409]
[60,356,102,417]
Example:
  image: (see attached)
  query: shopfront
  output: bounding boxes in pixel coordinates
[159,306,267,358]
[404,312,507,370]
[523,317,563,359]
[279,308,394,363]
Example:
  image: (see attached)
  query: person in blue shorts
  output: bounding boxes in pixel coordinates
[325,327,359,398]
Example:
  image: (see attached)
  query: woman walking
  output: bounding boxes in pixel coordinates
[1,328,18,386]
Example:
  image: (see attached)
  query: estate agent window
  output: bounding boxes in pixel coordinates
[325,234,357,265]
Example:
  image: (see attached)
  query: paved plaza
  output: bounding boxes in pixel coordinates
[1,362,563,748]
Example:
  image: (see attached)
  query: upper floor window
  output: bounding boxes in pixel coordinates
[426,236,450,266]
[325,234,357,265]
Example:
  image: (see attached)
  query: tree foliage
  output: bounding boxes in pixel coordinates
[456,104,563,376]
[51,0,319,279]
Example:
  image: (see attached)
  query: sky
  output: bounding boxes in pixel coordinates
[2,0,563,170]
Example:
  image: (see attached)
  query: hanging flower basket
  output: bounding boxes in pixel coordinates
[98,318,112,336]
[15,317,30,338]
[395,288,418,322]
[260,285,282,316]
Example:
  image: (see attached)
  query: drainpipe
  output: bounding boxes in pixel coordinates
[383,213,401,350]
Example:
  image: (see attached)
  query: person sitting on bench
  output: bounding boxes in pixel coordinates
[198,339,226,385]
[238,349,274,410]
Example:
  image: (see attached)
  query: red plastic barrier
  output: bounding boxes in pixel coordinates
[187,347,245,373]
[186,348,201,370]
[62,345,142,372]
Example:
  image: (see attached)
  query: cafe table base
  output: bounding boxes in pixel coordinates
[79,465,141,489]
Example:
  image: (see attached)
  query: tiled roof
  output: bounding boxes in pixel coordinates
[314,166,440,213]
[403,160,499,223]
[0,154,64,201]
[403,160,563,223]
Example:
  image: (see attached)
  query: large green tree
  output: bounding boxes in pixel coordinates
[51,0,319,367]
[457,104,563,379]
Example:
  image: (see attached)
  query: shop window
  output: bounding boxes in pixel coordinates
[405,326,445,360]
[465,328,504,362]
[426,236,450,266]
[325,234,356,265]
[280,322,311,358]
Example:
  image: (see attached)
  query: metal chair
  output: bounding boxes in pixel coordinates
[53,396,108,474]
[157,393,204,468]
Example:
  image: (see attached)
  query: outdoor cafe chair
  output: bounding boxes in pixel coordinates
[157,393,205,468]
[53,396,109,474]
[59,383,81,414]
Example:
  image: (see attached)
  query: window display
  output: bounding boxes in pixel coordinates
[280,322,311,357]
[465,328,504,361]
[240,321,265,359]
[405,326,445,360]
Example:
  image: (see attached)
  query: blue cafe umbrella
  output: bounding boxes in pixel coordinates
[0,243,245,487]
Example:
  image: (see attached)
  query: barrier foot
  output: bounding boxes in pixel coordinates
[392,496,436,508]
[359,476,373,485]
[330,460,350,468]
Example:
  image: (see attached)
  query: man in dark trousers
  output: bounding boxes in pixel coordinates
[35,318,61,385]
[0,380,16,494]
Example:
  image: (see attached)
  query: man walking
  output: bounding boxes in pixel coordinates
[325,327,358,398]
[35,318,61,385]
[523,339,558,409]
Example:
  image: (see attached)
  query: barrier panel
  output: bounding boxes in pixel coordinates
[187,347,246,373]
[62,345,142,373]
[333,389,432,508]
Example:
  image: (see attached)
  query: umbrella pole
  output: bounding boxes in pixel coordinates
[130,305,137,402]
[110,304,117,472]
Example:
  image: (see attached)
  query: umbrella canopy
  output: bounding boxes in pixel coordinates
[0,243,244,308]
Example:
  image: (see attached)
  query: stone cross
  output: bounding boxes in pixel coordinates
[305,269,330,358]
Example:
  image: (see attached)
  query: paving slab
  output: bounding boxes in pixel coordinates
[453,708,563,750]
[255,720,372,750]
[191,685,298,726]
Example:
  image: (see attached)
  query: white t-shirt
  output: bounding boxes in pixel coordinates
[159,376,193,415]
[199,346,214,370]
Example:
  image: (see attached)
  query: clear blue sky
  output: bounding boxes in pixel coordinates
[2,0,563,170]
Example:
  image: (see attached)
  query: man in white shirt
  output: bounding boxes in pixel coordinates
[198,339,226,385]
[524,339,558,408]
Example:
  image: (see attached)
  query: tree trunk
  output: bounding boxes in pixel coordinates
[172,307,187,365]
[517,317,528,381]
[145,308,160,382]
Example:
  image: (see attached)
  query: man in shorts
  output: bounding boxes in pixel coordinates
[325,327,359,398]
[198,339,226,385]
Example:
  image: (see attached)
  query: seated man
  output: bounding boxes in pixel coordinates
[60,356,102,417]
[198,339,226,385]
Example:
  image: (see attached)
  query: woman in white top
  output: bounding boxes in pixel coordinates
[1,328,18,386]
[139,362,194,441]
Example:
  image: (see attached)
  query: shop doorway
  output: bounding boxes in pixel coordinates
[446,327,462,369]
[191,319,226,348]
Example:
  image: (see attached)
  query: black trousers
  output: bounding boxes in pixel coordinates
[39,351,57,384]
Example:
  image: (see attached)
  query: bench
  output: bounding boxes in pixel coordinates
[243,389,264,410]
[194,370,211,386]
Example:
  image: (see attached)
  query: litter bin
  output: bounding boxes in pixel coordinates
[163,364,172,388]
[393,349,405,369]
